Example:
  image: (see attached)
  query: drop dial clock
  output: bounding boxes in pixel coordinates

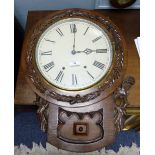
[25,9,127,153]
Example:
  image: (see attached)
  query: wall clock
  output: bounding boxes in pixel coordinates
[23,9,130,152]
[110,0,136,8]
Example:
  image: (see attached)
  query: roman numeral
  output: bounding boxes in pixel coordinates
[41,51,52,55]
[92,36,102,43]
[87,71,94,79]
[72,74,78,85]
[55,71,64,82]
[96,49,107,53]
[70,24,77,33]
[56,28,63,36]
[83,27,89,35]
[44,39,55,43]
[43,61,54,72]
[93,61,105,70]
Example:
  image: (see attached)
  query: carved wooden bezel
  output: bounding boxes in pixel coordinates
[24,9,127,106]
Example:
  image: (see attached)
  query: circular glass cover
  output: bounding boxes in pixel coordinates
[35,18,113,90]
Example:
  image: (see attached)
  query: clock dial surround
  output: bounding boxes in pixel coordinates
[25,9,127,106]
[35,18,113,91]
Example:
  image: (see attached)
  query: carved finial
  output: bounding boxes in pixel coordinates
[34,94,49,132]
[114,76,135,132]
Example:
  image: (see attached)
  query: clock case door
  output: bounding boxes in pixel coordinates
[23,9,127,152]
[48,95,115,152]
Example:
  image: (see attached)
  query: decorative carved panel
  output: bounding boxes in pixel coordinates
[57,108,104,144]
[47,95,116,152]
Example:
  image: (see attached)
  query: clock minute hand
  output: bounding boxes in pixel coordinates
[73,33,75,50]
[73,24,77,51]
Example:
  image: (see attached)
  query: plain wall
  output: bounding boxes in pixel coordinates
[14,0,95,29]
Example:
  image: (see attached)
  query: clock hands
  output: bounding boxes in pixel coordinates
[72,48,107,55]
[73,30,76,51]
[70,24,107,55]
[76,48,94,55]
[71,24,77,52]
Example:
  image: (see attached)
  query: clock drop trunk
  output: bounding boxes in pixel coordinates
[47,95,116,152]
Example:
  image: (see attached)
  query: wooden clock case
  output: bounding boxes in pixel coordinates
[22,9,128,152]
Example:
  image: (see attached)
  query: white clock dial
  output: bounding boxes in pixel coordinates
[35,18,113,90]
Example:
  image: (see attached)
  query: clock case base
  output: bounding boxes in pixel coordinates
[34,76,135,152]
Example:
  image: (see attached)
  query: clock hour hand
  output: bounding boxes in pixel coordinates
[72,48,107,55]
[85,48,95,54]
[75,48,95,55]
[71,48,92,55]
[72,48,93,55]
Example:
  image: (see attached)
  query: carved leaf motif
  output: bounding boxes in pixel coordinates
[113,76,135,132]
[34,95,49,132]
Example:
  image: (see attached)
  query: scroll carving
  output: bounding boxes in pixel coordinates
[47,91,101,105]
[33,95,49,132]
[113,76,135,132]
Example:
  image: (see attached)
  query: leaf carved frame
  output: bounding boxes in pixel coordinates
[25,9,127,106]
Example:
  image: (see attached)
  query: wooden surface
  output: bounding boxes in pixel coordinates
[15,10,140,107]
